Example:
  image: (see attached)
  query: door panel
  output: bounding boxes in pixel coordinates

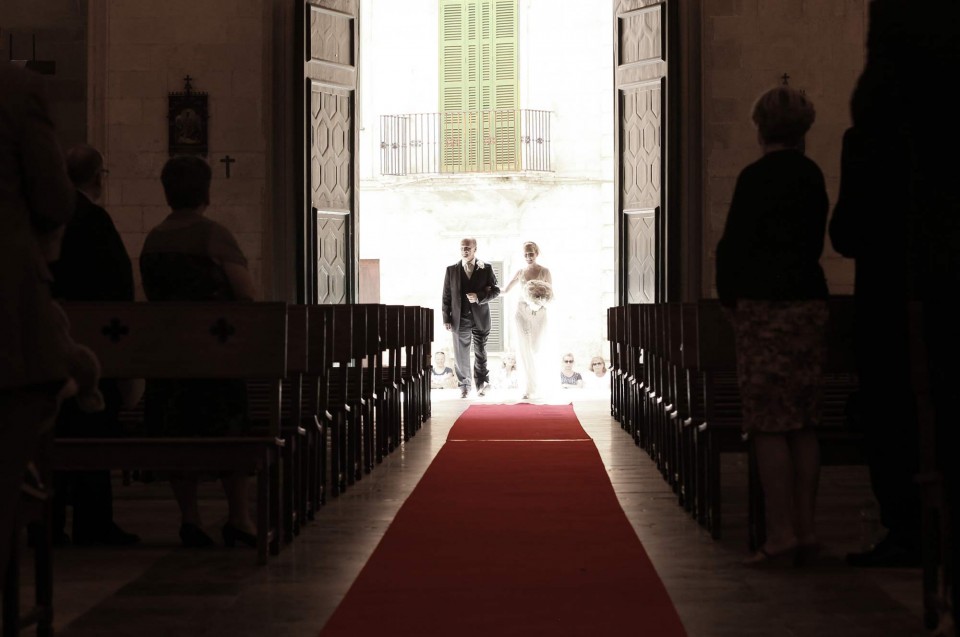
[614,1,671,304]
[304,0,358,303]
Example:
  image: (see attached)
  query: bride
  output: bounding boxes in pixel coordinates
[503,241,553,399]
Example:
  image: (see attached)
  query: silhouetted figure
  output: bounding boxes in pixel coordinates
[835,3,960,628]
[49,144,140,547]
[0,63,75,582]
[716,86,829,567]
[140,155,259,549]
[829,123,921,568]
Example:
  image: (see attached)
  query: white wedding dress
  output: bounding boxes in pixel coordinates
[515,269,552,398]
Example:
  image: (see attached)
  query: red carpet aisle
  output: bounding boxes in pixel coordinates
[319,404,687,636]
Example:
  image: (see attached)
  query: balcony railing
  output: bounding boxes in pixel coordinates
[379,109,551,176]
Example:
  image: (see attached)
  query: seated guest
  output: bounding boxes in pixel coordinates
[49,143,140,546]
[140,155,258,549]
[494,353,520,391]
[585,355,609,392]
[430,351,456,389]
[559,353,584,389]
[588,356,607,378]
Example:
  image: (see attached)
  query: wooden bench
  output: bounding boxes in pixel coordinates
[52,302,288,564]
[689,298,860,543]
[607,298,861,546]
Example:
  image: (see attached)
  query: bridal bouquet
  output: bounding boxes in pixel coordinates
[522,279,554,311]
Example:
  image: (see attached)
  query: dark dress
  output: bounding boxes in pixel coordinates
[715,149,829,434]
[139,212,250,437]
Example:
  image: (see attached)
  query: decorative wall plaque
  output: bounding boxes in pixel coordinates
[168,75,208,156]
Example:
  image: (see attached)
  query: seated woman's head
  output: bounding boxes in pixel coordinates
[433,351,447,368]
[751,86,815,148]
[161,155,212,211]
[589,356,607,376]
[501,353,516,370]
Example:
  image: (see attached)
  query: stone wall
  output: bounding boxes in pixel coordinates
[93,0,268,299]
[1,0,87,147]
[700,0,869,296]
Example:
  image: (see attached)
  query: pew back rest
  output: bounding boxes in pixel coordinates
[695,300,737,372]
[62,302,288,380]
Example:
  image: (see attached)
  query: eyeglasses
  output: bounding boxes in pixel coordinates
[563,359,574,363]
[592,362,603,366]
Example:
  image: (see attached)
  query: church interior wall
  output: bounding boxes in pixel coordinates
[98,0,268,299]
[700,1,869,298]
[1,0,88,147]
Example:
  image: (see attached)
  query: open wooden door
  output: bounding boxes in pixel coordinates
[613,0,678,304]
[302,0,359,303]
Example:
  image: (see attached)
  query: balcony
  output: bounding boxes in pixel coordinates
[379,109,552,176]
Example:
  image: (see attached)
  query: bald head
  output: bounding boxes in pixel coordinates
[65,144,105,199]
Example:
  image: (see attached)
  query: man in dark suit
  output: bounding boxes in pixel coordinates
[49,144,140,546]
[442,237,500,398]
[832,0,959,577]
[0,62,76,582]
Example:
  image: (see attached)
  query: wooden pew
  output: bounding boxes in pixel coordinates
[247,304,309,543]
[687,298,860,543]
[746,297,860,549]
[52,302,288,564]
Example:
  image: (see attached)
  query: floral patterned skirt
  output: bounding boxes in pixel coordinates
[726,300,828,434]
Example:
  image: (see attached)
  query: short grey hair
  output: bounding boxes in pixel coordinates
[751,86,815,147]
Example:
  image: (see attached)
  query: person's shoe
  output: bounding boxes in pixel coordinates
[742,545,797,568]
[460,386,469,398]
[222,523,257,549]
[179,523,215,548]
[846,536,920,568]
[73,522,140,547]
[477,381,489,397]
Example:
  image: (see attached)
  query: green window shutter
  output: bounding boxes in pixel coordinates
[440,0,518,172]
[440,1,465,169]
[488,260,504,352]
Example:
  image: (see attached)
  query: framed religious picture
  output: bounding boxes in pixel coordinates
[168,76,208,156]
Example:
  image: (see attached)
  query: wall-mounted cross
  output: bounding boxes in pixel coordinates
[780,72,790,86]
[183,75,194,92]
[220,155,235,178]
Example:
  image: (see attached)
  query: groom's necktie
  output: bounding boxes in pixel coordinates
[464,261,474,279]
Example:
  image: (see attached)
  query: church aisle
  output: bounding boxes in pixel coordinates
[37,392,924,637]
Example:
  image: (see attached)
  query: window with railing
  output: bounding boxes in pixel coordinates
[379,109,551,176]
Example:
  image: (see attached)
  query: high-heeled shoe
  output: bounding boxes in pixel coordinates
[179,523,215,548]
[221,523,257,548]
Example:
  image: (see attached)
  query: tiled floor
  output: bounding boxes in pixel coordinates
[14,390,926,636]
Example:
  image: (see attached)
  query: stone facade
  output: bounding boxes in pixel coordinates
[359,0,615,367]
